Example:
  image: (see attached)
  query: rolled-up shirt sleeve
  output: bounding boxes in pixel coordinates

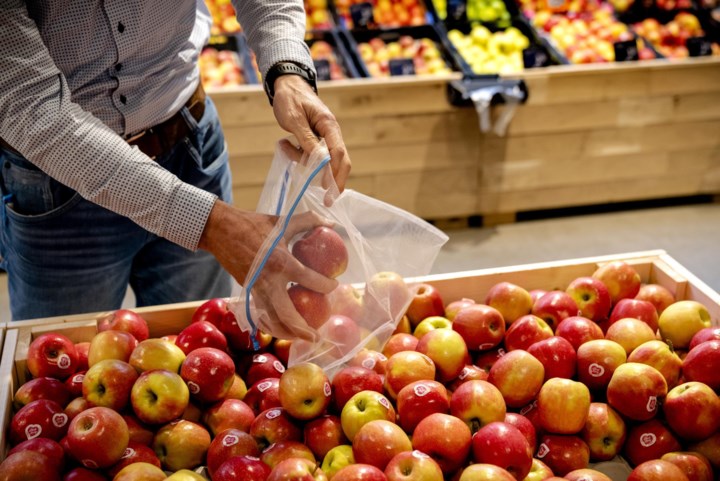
[232,0,314,78]
[0,4,216,251]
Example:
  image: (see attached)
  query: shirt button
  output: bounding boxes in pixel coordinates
[115,64,122,72]
[120,95,127,104]
[118,22,125,33]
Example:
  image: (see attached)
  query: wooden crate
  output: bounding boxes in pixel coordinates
[1,250,718,473]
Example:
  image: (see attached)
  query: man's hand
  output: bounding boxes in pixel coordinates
[271,75,351,193]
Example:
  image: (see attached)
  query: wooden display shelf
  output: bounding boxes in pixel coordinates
[212,57,720,223]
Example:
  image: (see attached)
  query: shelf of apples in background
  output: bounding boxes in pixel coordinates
[631,11,720,57]
[204,0,242,35]
[305,0,338,31]
[306,31,363,80]
[199,34,262,88]
[334,0,432,29]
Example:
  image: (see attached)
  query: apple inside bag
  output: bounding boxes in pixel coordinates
[228,139,448,377]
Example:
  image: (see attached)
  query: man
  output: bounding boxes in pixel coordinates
[0,0,351,336]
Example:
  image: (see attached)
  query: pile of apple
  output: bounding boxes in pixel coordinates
[309,41,348,80]
[305,0,335,30]
[447,25,530,74]
[632,12,720,59]
[199,48,248,89]
[334,0,427,29]
[204,0,242,35]
[357,36,453,77]
[3,244,720,480]
[467,0,513,27]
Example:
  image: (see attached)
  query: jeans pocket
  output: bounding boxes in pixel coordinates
[183,97,228,173]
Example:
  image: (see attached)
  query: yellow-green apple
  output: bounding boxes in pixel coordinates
[166,470,207,481]
[580,402,626,462]
[112,462,167,481]
[607,362,667,421]
[605,318,656,355]
[485,281,533,325]
[504,315,553,352]
[273,338,293,366]
[98,309,149,342]
[261,440,316,468]
[226,373,247,400]
[328,283,364,322]
[527,336,577,380]
[592,260,642,304]
[279,362,331,421]
[413,315,452,339]
[412,413,472,474]
[13,377,71,411]
[203,398,255,436]
[0,451,61,481]
[349,349,388,375]
[416,328,469,382]
[362,271,411,328]
[472,422,533,480]
[180,347,235,404]
[688,432,720,470]
[152,419,211,471]
[123,414,154,446]
[333,464,387,481]
[537,378,590,435]
[7,437,65,472]
[445,298,476,321]
[383,350,436,399]
[303,414,347,460]
[74,342,90,371]
[609,299,659,332]
[220,311,273,352]
[663,381,720,441]
[27,333,79,380]
[457,464,516,481]
[658,300,711,349]
[396,380,449,433]
[341,390,396,442]
[214,455,272,481]
[244,377,282,414]
[385,450,443,481]
[65,371,86,398]
[689,327,720,350]
[332,366,383,411]
[352,419,412,471]
[627,340,682,388]
[288,284,332,330]
[406,283,445,327]
[474,346,506,373]
[61,467,106,481]
[87,329,138,366]
[566,277,612,322]
[531,291,579,331]
[174,320,228,355]
[9,399,68,444]
[66,406,128,469]
[191,297,228,328]
[129,338,186,373]
[382,333,419,358]
[450,380,505,434]
[488,350,545,408]
[683,340,720,390]
[623,419,682,466]
[504,412,537,452]
[206,428,260,477]
[535,434,590,477]
[268,457,328,481]
[452,304,505,351]
[564,469,612,481]
[661,452,714,481]
[249,407,303,450]
[524,458,554,481]
[576,339,626,391]
[291,225,348,279]
[627,459,689,481]
[82,359,138,411]
[322,444,355,478]
[320,314,363,358]
[130,369,189,425]
[635,284,675,315]
[106,441,162,478]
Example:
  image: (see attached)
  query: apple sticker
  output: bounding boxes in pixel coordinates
[257,381,273,392]
[266,409,281,419]
[640,432,657,447]
[52,413,68,428]
[223,434,240,447]
[121,447,136,459]
[536,443,550,458]
[414,384,430,397]
[57,354,72,370]
[273,361,286,373]
[25,424,41,440]
[588,363,605,377]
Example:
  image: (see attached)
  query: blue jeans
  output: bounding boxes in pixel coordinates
[0,97,233,321]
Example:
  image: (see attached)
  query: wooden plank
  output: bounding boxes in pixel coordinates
[649,63,720,96]
[673,91,720,122]
[659,254,720,324]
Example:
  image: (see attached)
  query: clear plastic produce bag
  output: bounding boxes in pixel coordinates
[229,139,448,375]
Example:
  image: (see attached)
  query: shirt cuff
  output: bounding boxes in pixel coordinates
[258,37,314,81]
[163,183,218,251]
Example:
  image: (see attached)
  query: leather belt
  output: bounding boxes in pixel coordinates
[0,83,206,161]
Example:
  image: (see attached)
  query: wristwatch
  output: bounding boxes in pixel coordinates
[263,61,318,106]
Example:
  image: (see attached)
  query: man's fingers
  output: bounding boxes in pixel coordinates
[290,261,339,294]
[312,114,350,193]
[284,211,334,242]
[278,138,304,163]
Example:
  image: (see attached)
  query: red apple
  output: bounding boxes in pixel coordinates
[10,399,69,445]
[7,437,65,472]
[214,455,271,481]
[332,366,384,411]
[82,359,138,411]
[555,316,604,350]
[623,419,682,467]
[605,317,656,355]
[362,271,411,329]
[106,441,161,478]
[245,353,285,386]
[203,398,255,437]
[457,464,515,481]
[531,291,579,331]
[627,339,682,388]
[353,419,412,471]
[98,308,149,341]
[320,314,363,358]
[304,414,347,460]
[65,371,85,398]
[288,284,332,330]
[635,284,675,315]
[663,381,720,441]
[504,315,553,352]
[484,282,533,325]
[474,346,506,373]
[74,342,90,372]
[332,463,387,481]
[383,351,435,400]
[87,329,138,366]
[273,338,293,366]
[261,440,315,469]
[0,450,61,481]
[328,283,364,322]
[27,333,79,380]
[580,402,626,462]
[688,432,720,471]
[592,260,642,304]
[661,452,714,481]
[537,378,590,435]
[191,297,228,328]
[292,226,348,279]
[488,350,545,408]
[566,277,612,322]
[529,289,547,305]
[682,339,720,390]
[382,333,418,358]
[527,336,577,380]
[416,328,469,382]
[13,377,71,411]
[564,469,613,481]
[627,459,689,481]
[607,362,667,421]
[279,362,331,421]
[250,407,303,450]
[66,406,129,469]
[180,347,235,404]
[130,369,190,425]
[576,339,627,391]
[609,299,659,332]
[450,380,505,434]
[220,311,273,352]
[174,320,228,354]
[122,414,154,446]
[244,377,282,414]
[536,434,590,477]
[405,283,445,326]
[63,467,108,481]
[349,349,388,376]
[396,380,449,433]
[384,450,442,481]
[472,421,533,480]
[689,326,720,350]
[504,412,537,452]
[340,390,396,442]
[206,428,261,477]
[412,413,472,474]
[447,364,489,391]
[445,298,476,322]
[452,304,505,351]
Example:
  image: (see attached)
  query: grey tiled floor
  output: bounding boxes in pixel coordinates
[2,202,719,323]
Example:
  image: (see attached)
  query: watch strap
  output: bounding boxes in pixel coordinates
[264,61,318,106]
